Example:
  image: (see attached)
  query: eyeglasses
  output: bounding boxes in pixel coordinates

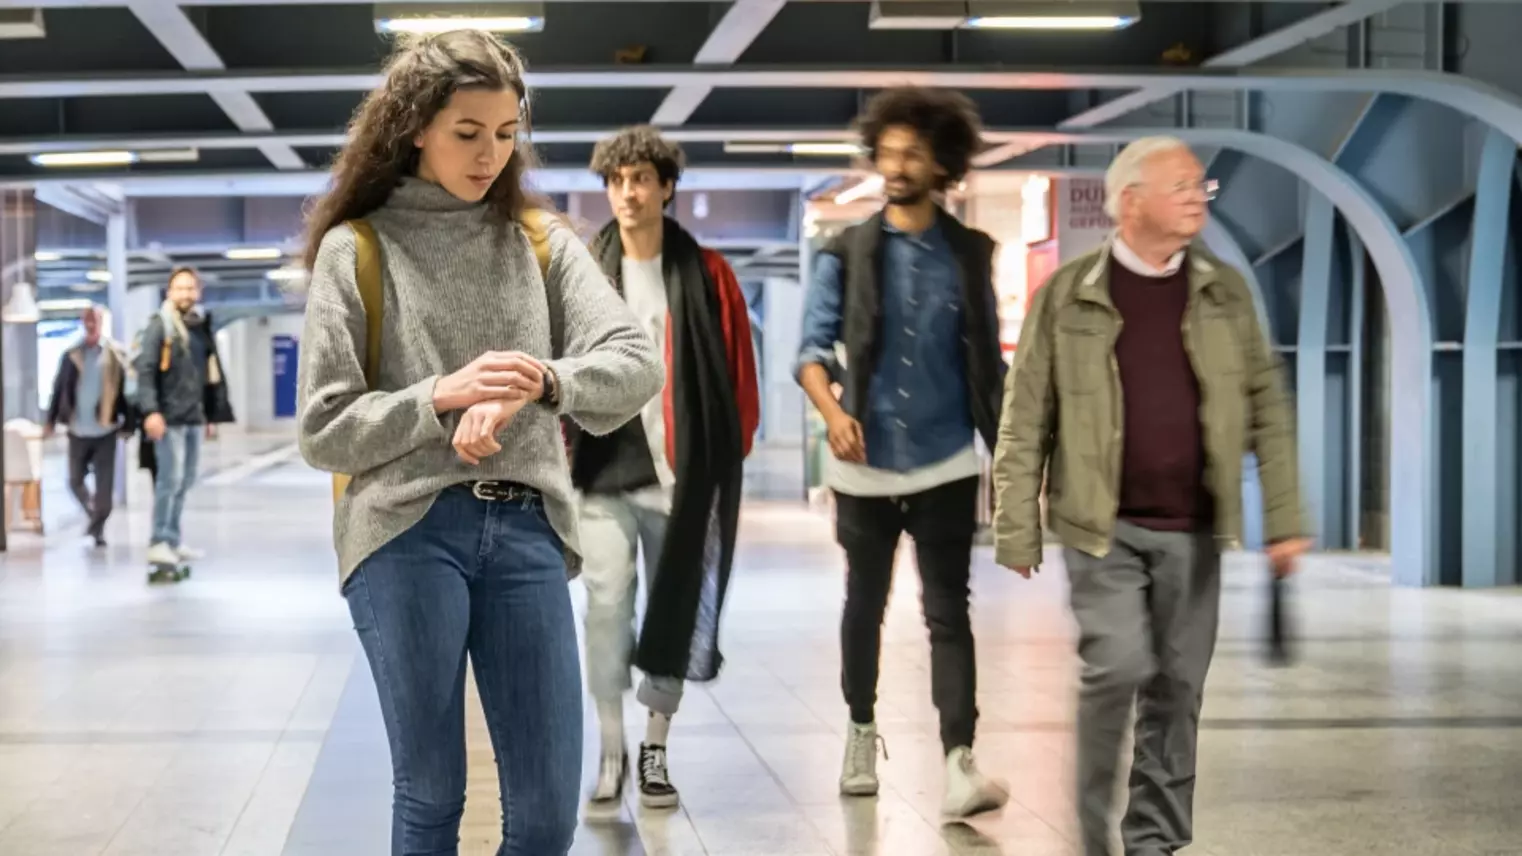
[1168,179,1220,201]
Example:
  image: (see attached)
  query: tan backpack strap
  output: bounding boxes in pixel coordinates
[347,219,384,388]
[519,209,564,359]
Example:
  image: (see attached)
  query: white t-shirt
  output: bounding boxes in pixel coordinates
[621,255,675,489]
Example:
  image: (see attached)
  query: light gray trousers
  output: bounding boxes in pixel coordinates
[579,486,685,716]
[1064,520,1222,856]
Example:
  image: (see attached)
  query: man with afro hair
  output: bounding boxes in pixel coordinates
[795,86,1009,818]
[575,124,760,815]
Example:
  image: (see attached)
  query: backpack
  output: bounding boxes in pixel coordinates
[331,210,558,503]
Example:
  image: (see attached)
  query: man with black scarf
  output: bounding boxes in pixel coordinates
[577,125,760,813]
[795,87,1009,819]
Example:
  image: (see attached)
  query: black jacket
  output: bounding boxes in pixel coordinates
[821,207,1005,451]
[132,310,235,427]
[45,341,135,436]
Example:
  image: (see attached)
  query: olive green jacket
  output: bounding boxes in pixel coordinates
[991,239,1304,568]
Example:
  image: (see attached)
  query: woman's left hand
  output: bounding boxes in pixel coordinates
[453,399,527,465]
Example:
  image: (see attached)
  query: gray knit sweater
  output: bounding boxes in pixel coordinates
[297,177,663,585]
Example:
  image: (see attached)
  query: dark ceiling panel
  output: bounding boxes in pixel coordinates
[61,95,239,135]
[0,8,182,74]
[534,142,598,166]
[964,91,1076,127]
[528,89,669,127]
[194,4,391,69]
[740,1,1222,67]
[686,89,864,127]
[295,147,342,171]
[197,2,727,68]
[0,99,61,137]
[254,92,366,130]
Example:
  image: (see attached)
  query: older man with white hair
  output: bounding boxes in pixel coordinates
[991,137,1310,855]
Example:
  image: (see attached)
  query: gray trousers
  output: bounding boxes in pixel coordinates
[579,486,684,716]
[1064,520,1222,856]
[67,433,117,538]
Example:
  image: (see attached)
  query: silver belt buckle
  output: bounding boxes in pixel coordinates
[472,481,525,502]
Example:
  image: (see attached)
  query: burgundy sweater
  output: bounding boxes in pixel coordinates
[1108,257,1211,532]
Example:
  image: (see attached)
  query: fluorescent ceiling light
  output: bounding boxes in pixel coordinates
[965,0,1138,30]
[374,3,545,34]
[85,269,111,283]
[225,247,283,260]
[870,0,1139,31]
[723,141,860,156]
[266,267,307,282]
[965,15,1133,29]
[788,143,862,156]
[33,251,61,262]
[137,148,200,164]
[30,150,137,168]
[37,298,95,314]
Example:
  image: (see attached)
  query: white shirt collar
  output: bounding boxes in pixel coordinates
[1110,233,1185,278]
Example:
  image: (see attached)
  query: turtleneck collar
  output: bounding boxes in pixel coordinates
[385,176,484,213]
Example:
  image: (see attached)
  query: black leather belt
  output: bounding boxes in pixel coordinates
[467,481,539,502]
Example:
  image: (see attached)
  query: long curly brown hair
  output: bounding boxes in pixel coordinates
[301,30,546,270]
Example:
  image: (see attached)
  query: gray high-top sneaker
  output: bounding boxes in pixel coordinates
[839,721,888,796]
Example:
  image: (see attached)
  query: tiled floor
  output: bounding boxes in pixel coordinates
[1,436,1519,855]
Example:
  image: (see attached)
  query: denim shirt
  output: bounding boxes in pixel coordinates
[71,345,116,439]
[796,220,975,473]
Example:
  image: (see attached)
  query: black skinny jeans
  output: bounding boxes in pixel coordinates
[835,475,980,754]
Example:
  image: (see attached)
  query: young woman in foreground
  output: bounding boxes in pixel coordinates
[296,31,663,855]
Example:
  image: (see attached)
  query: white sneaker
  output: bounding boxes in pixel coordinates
[839,721,887,797]
[146,542,179,566]
[941,746,1008,819]
[585,751,626,817]
[176,545,204,561]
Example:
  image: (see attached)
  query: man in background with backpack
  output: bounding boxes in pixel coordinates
[133,267,234,569]
[576,125,759,814]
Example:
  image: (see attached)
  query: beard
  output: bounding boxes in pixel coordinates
[884,182,930,206]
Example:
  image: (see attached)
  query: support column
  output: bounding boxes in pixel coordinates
[0,189,40,551]
[1461,128,1519,587]
[106,212,130,505]
[1297,193,1336,547]
[1,189,40,426]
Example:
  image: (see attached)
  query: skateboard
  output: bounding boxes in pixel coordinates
[147,561,191,584]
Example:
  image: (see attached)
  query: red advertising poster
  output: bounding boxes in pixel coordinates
[1025,239,1059,314]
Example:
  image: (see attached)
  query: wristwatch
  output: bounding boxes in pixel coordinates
[542,365,561,408]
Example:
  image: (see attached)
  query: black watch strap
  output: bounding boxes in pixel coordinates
[543,366,560,407]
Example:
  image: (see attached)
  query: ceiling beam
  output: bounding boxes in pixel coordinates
[973,0,1406,168]
[5,165,869,197]
[650,0,788,126]
[1,125,926,156]
[0,65,1501,102]
[7,0,1506,5]
[125,0,304,170]
[33,184,119,224]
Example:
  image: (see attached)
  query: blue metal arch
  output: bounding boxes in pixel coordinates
[1201,217,1270,335]
[1462,128,1518,587]
[1029,126,1435,586]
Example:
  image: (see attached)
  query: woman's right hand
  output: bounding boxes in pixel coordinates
[433,352,545,413]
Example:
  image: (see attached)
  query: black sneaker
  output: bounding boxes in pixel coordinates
[637,742,679,809]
